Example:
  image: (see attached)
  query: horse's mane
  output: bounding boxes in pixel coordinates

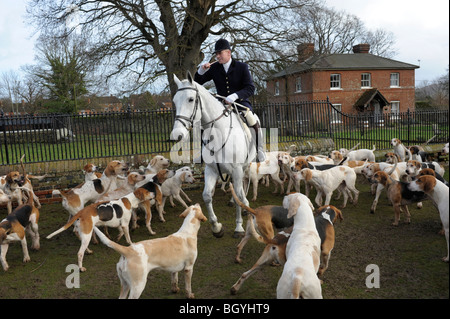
[179,78,221,105]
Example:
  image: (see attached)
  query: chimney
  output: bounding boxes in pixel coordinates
[353,43,370,54]
[297,43,315,62]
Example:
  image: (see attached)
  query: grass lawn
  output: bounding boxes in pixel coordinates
[0,170,448,300]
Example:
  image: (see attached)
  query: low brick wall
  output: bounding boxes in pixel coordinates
[0,154,155,208]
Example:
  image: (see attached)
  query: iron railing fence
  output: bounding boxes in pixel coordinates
[1,101,448,165]
[254,101,448,151]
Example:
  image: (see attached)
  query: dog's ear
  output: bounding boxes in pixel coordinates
[156,169,168,183]
[150,157,157,167]
[193,204,207,222]
[5,173,13,184]
[333,206,344,222]
[179,206,191,219]
[287,196,300,218]
[180,171,186,182]
[303,169,312,181]
[414,161,421,170]
[421,175,436,193]
[134,188,151,202]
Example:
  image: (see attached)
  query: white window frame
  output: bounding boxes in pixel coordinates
[295,77,302,92]
[330,74,341,90]
[390,101,400,119]
[390,73,400,87]
[361,73,371,88]
[331,104,342,124]
[274,81,280,96]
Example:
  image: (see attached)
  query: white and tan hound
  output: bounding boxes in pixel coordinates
[1,171,41,214]
[277,193,322,299]
[52,160,129,219]
[144,155,170,174]
[0,189,40,271]
[156,169,196,221]
[295,166,359,208]
[94,204,207,299]
[408,175,449,262]
[391,138,408,162]
[369,162,427,226]
[47,182,158,272]
[229,183,293,264]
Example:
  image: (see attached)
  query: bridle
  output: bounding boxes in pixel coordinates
[173,84,249,182]
[174,86,202,130]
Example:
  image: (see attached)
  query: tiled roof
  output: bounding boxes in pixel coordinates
[267,53,419,80]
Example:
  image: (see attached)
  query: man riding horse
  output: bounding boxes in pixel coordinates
[195,39,265,162]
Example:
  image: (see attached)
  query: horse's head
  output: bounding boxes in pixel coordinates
[170,72,201,142]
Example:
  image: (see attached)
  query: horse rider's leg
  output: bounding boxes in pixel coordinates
[232,168,246,238]
[203,165,224,238]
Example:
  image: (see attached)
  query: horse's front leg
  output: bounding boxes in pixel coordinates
[232,168,247,238]
[203,165,224,238]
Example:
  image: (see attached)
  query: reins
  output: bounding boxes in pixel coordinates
[174,86,241,182]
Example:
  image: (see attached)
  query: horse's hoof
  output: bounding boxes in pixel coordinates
[232,231,245,239]
[212,227,225,238]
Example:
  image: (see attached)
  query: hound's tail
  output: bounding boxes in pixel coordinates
[229,183,257,215]
[291,272,304,299]
[46,210,82,239]
[28,174,48,181]
[372,144,376,152]
[93,226,133,257]
[52,188,70,198]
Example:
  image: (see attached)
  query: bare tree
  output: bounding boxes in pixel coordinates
[26,0,315,96]
[0,70,21,114]
[363,28,396,58]
[17,65,46,114]
[289,3,397,57]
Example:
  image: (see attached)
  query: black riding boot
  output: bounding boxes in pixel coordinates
[252,122,265,162]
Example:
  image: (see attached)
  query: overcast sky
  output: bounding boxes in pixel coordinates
[326,0,449,84]
[0,0,448,86]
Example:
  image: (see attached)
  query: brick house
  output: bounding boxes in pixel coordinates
[265,43,419,118]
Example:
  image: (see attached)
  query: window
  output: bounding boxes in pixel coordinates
[330,74,341,89]
[274,81,280,96]
[390,73,400,87]
[331,104,342,123]
[390,101,400,119]
[295,77,302,92]
[361,73,371,87]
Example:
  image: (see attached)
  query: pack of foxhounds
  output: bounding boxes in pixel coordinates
[1,140,448,299]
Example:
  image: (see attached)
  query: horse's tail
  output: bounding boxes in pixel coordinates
[229,183,257,215]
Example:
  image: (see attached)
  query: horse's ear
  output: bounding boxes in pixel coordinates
[174,74,182,88]
[187,71,194,84]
